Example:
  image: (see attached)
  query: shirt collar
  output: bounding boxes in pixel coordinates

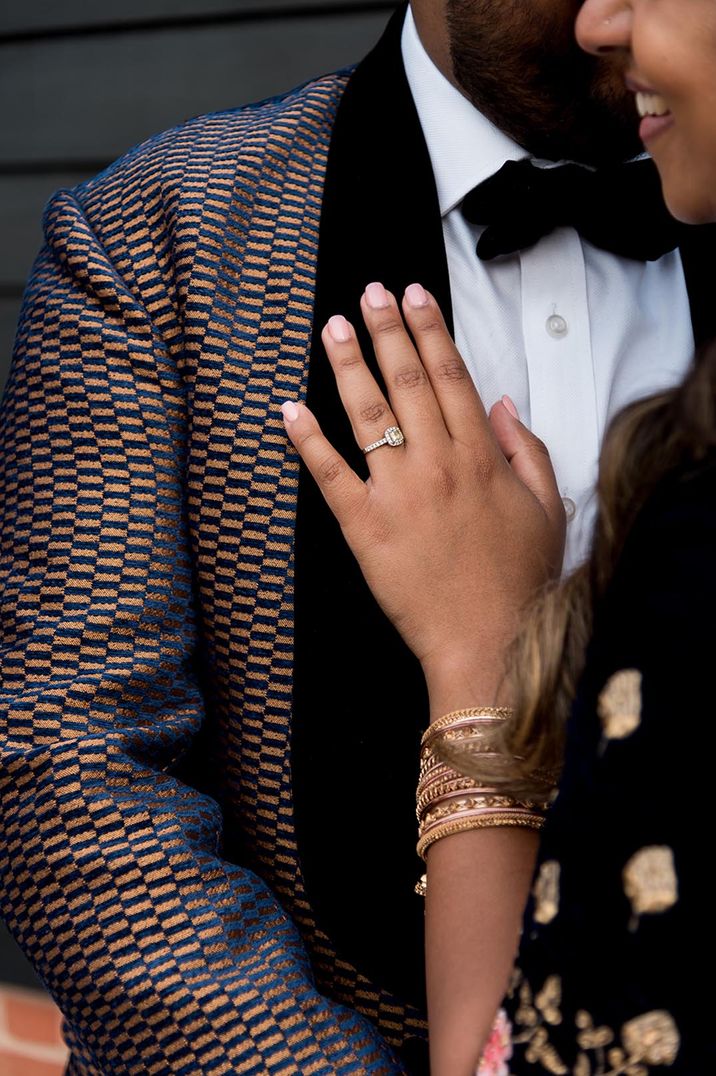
[401,7,529,217]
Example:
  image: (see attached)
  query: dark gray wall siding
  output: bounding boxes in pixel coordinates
[0,0,394,34]
[0,0,397,988]
[0,1,397,384]
[1,14,390,163]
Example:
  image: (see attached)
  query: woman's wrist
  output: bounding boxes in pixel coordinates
[419,628,514,714]
[422,651,514,720]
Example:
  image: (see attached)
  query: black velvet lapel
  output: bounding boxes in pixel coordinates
[291,4,448,1012]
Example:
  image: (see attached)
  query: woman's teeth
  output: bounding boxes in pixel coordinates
[636,92,669,118]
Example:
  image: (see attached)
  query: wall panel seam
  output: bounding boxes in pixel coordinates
[0,1,398,46]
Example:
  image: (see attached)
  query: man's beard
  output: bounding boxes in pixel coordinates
[447,0,643,167]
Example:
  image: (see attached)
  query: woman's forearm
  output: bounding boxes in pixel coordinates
[425,826,538,1076]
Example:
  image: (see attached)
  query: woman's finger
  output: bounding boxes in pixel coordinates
[490,397,565,530]
[320,315,404,463]
[400,284,493,444]
[360,283,448,443]
[281,400,369,527]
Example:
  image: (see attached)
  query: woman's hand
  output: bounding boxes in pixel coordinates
[282,282,565,706]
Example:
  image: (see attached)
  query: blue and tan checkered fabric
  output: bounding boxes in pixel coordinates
[0,74,424,1074]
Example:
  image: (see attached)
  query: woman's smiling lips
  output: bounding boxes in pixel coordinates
[639,113,675,144]
[625,77,675,145]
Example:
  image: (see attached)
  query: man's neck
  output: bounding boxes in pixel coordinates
[401,7,528,215]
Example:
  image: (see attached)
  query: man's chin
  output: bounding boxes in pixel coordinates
[524,103,643,169]
[577,71,644,165]
[522,64,643,167]
[574,122,644,169]
[559,130,644,169]
[451,52,642,168]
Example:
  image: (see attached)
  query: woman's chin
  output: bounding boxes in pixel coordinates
[666,196,716,226]
[658,168,716,225]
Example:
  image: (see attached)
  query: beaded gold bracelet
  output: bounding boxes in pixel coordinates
[420,707,511,751]
[420,791,544,831]
[415,706,552,878]
[417,810,546,861]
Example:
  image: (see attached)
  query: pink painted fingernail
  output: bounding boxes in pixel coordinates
[405,283,429,308]
[365,282,390,309]
[281,400,300,422]
[502,394,520,420]
[327,315,351,343]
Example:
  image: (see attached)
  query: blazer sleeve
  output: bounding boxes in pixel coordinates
[0,186,399,1075]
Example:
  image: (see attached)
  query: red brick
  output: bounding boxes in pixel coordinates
[0,1045,66,1075]
[1,986,65,1048]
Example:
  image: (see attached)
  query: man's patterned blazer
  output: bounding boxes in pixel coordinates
[1,6,714,1075]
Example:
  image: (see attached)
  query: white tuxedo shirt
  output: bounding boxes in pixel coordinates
[402,9,694,572]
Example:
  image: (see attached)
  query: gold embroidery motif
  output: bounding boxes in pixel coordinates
[536,976,563,1027]
[597,669,642,741]
[524,1028,569,1074]
[623,846,678,919]
[515,981,539,1030]
[509,970,681,1074]
[533,860,561,925]
[511,974,567,1072]
[621,1011,680,1066]
[576,1010,614,1050]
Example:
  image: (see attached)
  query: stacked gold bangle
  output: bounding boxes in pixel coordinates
[415,707,552,873]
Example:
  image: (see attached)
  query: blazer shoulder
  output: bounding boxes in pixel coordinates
[39,69,354,279]
[53,69,354,223]
[133,68,354,163]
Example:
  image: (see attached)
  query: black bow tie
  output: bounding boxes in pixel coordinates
[461,157,683,262]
